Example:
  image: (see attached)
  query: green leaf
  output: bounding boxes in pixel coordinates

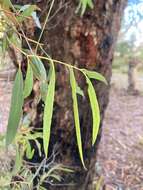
[2,37,9,53]
[69,68,86,169]
[85,76,100,145]
[17,5,38,22]
[23,63,33,98]
[76,84,84,97]
[40,81,48,102]
[76,0,94,16]
[43,61,55,157]
[40,164,73,184]
[30,55,47,81]
[12,146,22,175]
[6,68,24,145]
[9,33,21,48]
[96,176,104,190]
[83,69,108,85]
[0,0,12,9]
[26,142,35,159]
[87,0,94,9]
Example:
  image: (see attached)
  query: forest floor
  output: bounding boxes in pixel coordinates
[96,71,143,190]
[0,71,143,190]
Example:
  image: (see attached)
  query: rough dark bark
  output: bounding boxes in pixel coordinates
[12,0,127,189]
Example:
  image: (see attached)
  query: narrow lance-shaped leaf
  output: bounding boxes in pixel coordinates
[30,55,47,81]
[43,61,55,157]
[6,68,24,145]
[82,69,108,85]
[23,62,33,98]
[69,67,86,169]
[76,83,84,97]
[85,75,100,146]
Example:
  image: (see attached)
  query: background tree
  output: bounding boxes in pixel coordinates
[113,0,143,93]
[8,0,127,189]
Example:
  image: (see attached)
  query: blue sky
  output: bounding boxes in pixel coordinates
[123,0,143,45]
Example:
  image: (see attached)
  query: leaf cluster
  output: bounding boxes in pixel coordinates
[0,0,107,173]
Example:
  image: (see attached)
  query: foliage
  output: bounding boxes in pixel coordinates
[0,0,107,188]
[113,38,143,72]
[76,0,94,16]
[0,132,73,190]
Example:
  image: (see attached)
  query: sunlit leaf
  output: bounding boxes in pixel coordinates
[17,5,38,22]
[34,139,42,157]
[76,0,94,16]
[83,69,108,85]
[30,55,47,81]
[69,67,86,169]
[43,61,55,157]
[23,63,33,98]
[96,176,104,190]
[76,84,84,97]
[6,68,24,145]
[85,76,100,146]
[32,12,41,29]
[26,142,35,159]
[0,0,12,9]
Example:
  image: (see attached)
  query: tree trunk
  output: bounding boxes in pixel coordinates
[12,0,127,189]
[128,57,140,95]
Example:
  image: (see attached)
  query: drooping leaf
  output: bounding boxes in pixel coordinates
[23,63,33,98]
[43,61,55,157]
[85,76,100,146]
[83,69,108,85]
[69,67,86,169]
[6,68,24,145]
[30,55,47,81]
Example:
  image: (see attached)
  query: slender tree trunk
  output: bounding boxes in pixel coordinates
[12,0,127,189]
[128,57,140,95]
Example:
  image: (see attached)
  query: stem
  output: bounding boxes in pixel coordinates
[28,54,82,72]
[35,0,55,53]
